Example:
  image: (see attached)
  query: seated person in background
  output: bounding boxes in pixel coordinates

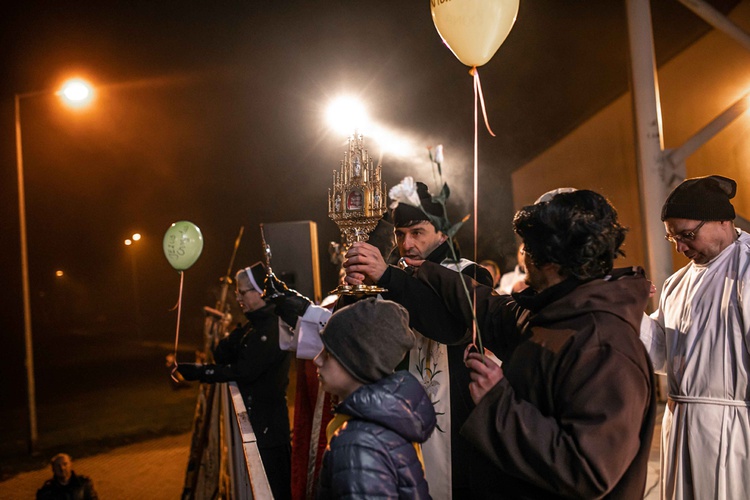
[37,453,98,500]
[314,297,436,499]
[178,262,292,500]
[496,243,527,294]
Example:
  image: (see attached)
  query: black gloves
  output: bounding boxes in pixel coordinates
[273,289,312,327]
[176,363,206,381]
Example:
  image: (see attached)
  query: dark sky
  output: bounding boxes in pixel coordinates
[0,1,731,392]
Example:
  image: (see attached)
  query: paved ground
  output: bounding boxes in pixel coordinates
[0,431,191,499]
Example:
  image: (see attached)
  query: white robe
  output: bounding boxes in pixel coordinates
[640,230,750,500]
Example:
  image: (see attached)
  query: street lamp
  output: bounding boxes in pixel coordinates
[15,78,94,453]
[125,233,143,338]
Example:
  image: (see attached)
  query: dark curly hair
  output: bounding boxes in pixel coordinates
[512,190,627,280]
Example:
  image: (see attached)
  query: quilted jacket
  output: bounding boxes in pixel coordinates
[316,371,436,499]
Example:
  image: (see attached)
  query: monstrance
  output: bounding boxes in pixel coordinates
[328,133,387,295]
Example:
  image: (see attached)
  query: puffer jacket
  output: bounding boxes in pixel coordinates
[316,371,436,499]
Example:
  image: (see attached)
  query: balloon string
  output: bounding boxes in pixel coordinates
[470,67,496,137]
[170,271,185,383]
[472,66,480,352]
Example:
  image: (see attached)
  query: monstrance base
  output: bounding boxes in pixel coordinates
[329,283,387,296]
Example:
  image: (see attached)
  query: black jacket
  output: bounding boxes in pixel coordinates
[206,304,292,448]
[378,239,496,497]
[37,472,98,500]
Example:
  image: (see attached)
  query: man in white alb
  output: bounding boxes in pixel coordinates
[640,175,750,499]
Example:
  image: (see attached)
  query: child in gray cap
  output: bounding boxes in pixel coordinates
[314,297,436,499]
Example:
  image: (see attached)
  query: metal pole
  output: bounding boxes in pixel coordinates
[131,248,142,338]
[625,0,674,303]
[667,93,750,166]
[15,93,38,453]
[678,0,750,52]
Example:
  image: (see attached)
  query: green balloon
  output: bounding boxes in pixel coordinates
[163,221,204,271]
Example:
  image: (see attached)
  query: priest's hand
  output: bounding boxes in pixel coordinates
[465,348,504,404]
[343,241,388,285]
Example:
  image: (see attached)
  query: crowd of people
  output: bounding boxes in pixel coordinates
[158,173,747,500]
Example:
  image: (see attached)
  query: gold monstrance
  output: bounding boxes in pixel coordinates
[328,133,387,295]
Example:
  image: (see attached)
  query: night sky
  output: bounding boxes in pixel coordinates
[0,1,727,401]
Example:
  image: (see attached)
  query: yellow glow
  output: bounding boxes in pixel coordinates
[58,78,94,107]
[132,233,141,241]
[326,97,369,136]
[125,239,132,246]
[55,270,64,277]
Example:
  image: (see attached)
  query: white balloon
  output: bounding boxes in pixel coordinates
[431,0,520,67]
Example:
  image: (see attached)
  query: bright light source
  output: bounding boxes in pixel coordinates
[132,233,141,241]
[55,270,64,277]
[58,78,94,107]
[370,125,413,158]
[125,239,132,246]
[326,97,369,136]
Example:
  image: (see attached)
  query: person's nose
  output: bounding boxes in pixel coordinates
[675,240,690,253]
[313,352,323,367]
[402,234,416,250]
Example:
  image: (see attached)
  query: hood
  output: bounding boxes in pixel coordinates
[523,266,649,332]
[337,371,436,443]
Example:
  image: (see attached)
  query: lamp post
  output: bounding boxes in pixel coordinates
[125,233,143,338]
[15,78,93,453]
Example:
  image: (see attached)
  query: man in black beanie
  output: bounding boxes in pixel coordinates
[343,177,493,500]
[641,174,750,499]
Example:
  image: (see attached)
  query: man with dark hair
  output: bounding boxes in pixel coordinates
[348,188,656,498]
[641,175,750,498]
[343,178,493,499]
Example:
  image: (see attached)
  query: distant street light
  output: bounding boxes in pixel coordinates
[125,233,143,338]
[15,77,94,453]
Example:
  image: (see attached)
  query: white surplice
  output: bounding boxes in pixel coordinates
[640,231,750,500]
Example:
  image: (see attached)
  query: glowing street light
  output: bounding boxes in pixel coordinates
[58,78,94,106]
[15,77,94,452]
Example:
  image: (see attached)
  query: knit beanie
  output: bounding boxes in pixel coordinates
[244,261,267,293]
[320,297,415,384]
[661,175,736,221]
[392,181,443,228]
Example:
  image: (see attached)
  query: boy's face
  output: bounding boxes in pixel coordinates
[314,348,361,399]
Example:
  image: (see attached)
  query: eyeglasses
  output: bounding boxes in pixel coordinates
[665,220,707,244]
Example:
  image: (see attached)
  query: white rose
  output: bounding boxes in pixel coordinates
[434,144,444,164]
[389,176,421,209]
